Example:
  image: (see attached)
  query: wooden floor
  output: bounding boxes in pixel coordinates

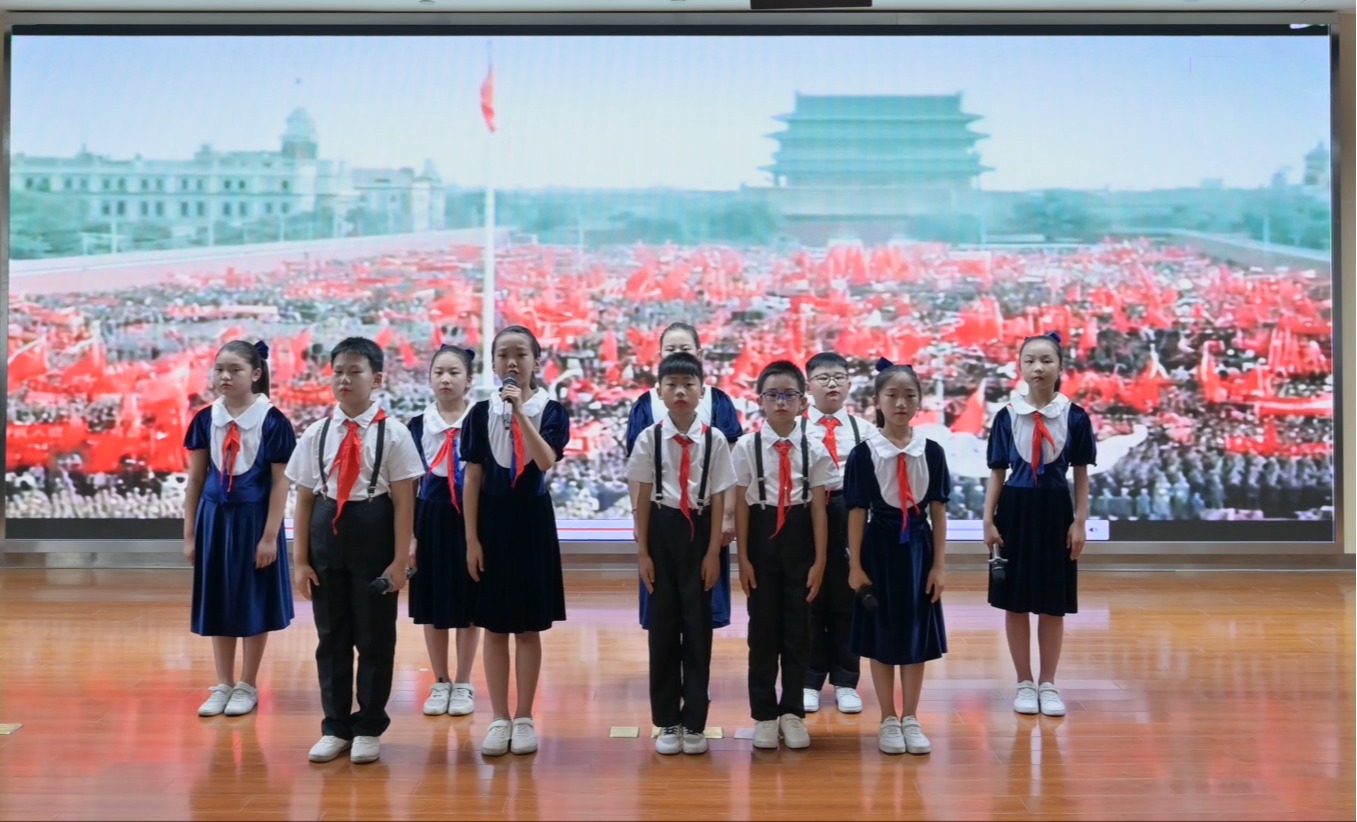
[0,568,1352,822]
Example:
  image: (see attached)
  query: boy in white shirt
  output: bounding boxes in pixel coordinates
[733,360,838,750]
[801,352,876,716]
[286,337,424,766]
[628,353,736,757]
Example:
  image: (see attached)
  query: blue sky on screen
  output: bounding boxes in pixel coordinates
[12,34,1331,192]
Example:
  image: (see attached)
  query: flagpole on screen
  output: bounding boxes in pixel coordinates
[479,41,498,400]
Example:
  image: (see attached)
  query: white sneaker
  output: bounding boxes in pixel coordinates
[308,735,351,763]
[1014,680,1040,715]
[510,717,538,754]
[448,682,475,716]
[779,713,811,749]
[224,682,258,716]
[482,719,512,756]
[803,688,821,713]
[752,719,779,749]
[423,682,452,716]
[655,725,682,755]
[878,716,906,754]
[1038,682,1066,716]
[350,735,380,764]
[682,729,709,755]
[198,684,232,717]
[901,716,932,755]
[835,686,864,714]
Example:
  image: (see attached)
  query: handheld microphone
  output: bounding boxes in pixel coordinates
[501,374,518,430]
[856,584,880,614]
[370,566,417,595]
[989,553,1008,585]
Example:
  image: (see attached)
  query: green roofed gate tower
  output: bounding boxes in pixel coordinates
[757,93,990,245]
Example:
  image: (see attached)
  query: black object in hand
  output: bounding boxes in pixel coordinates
[857,584,880,614]
[988,554,1008,585]
[501,374,518,429]
[370,566,417,594]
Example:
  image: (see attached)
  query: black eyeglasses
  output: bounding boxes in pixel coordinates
[760,390,803,404]
[810,373,849,386]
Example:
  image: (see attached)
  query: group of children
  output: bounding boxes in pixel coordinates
[181,321,1094,764]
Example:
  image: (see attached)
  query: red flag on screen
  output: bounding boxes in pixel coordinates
[480,64,496,134]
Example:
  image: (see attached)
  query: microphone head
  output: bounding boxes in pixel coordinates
[503,374,518,389]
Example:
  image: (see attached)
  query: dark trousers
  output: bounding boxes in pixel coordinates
[806,493,860,690]
[309,496,398,740]
[647,505,714,732]
[746,504,814,721]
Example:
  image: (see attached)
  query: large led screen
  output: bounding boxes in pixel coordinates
[6,29,1336,542]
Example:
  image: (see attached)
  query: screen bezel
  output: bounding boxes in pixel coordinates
[0,11,1343,557]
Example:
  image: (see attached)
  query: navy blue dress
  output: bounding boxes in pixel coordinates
[407,411,475,630]
[626,387,742,630]
[845,438,950,666]
[986,401,1097,616]
[461,399,571,634]
[185,404,297,638]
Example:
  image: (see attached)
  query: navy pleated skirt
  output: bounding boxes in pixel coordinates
[988,486,1078,616]
[849,508,947,666]
[191,498,294,638]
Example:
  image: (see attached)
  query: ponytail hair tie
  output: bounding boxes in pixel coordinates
[1024,332,1063,347]
[254,340,270,361]
[876,357,894,372]
[436,343,476,361]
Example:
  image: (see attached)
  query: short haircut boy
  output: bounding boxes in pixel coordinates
[331,337,385,373]
[756,360,806,394]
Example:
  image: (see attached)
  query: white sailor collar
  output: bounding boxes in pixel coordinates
[211,394,270,431]
[490,385,549,419]
[1009,392,1070,419]
[869,432,927,460]
[423,403,471,436]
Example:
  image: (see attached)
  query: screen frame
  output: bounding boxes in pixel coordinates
[0,10,1344,559]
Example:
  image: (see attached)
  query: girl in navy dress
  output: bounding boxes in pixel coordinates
[183,339,297,718]
[625,321,742,632]
[983,332,1096,718]
[463,325,571,757]
[408,344,481,718]
[845,359,949,755]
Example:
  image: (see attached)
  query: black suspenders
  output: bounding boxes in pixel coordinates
[318,413,387,500]
[754,428,810,508]
[652,422,714,510]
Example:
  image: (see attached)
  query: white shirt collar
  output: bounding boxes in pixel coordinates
[1009,392,1070,419]
[423,403,471,436]
[762,424,800,445]
[869,432,927,459]
[806,405,851,426]
[331,401,384,427]
[490,386,549,419]
[211,394,270,431]
[661,415,705,441]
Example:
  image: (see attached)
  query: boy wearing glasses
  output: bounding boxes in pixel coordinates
[732,360,836,750]
[801,352,877,716]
